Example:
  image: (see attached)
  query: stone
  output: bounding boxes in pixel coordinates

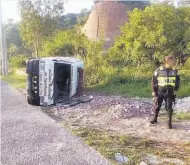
[123,156,129,163]
[115,153,129,163]
[143,154,160,165]
[136,105,140,109]
[139,161,148,165]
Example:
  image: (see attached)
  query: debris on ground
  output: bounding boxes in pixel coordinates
[175,97,190,113]
[45,94,190,143]
[142,154,185,165]
[18,88,190,143]
[18,88,190,164]
[139,161,148,165]
[114,153,129,163]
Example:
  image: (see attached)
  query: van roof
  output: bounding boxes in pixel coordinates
[41,57,82,64]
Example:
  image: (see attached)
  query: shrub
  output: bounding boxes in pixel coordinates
[110,5,190,65]
[108,64,154,84]
[9,55,27,68]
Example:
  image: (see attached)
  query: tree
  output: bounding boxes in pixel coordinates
[77,9,90,25]
[5,20,32,58]
[41,29,76,56]
[19,1,43,57]
[7,44,18,57]
[120,1,150,10]
[19,0,65,57]
[41,27,90,57]
[5,20,22,48]
[57,13,78,29]
[41,26,109,85]
[32,0,65,17]
[109,5,190,67]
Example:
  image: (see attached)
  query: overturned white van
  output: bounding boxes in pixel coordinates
[26,57,85,106]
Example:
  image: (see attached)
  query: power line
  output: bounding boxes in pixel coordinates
[0,0,8,76]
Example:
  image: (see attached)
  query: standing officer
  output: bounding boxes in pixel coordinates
[150,55,180,129]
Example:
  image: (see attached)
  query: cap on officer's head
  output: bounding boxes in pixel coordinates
[165,55,174,62]
[165,55,176,68]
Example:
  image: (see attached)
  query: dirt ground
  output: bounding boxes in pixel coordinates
[46,95,190,143]
[20,88,190,164]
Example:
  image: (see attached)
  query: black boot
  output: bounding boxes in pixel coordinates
[168,122,172,129]
[150,112,158,124]
[168,110,173,129]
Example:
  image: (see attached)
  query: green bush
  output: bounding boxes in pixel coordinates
[179,59,190,81]
[110,5,190,65]
[9,55,27,68]
[108,64,154,84]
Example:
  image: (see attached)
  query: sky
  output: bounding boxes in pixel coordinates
[2,0,94,22]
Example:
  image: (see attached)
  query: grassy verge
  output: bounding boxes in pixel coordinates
[160,113,190,122]
[1,71,26,89]
[175,113,190,121]
[90,81,190,98]
[90,82,151,98]
[70,127,190,165]
[177,83,190,98]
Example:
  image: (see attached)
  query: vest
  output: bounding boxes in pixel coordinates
[157,66,177,87]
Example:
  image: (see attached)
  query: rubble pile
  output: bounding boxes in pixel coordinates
[50,95,154,120]
[175,97,190,113]
[44,95,190,143]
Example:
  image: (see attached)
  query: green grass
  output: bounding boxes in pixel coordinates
[90,82,151,98]
[70,127,190,165]
[90,81,190,98]
[177,83,190,98]
[160,113,190,122]
[1,71,26,89]
[175,113,190,121]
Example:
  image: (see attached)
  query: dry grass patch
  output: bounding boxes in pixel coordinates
[70,127,190,165]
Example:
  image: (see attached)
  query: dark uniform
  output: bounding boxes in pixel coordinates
[151,64,180,129]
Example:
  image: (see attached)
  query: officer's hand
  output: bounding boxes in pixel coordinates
[152,92,156,97]
[152,97,157,101]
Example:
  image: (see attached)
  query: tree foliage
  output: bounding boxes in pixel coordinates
[76,9,90,25]
[5,19,22,48]
[41,27,86,56]
[19,0,65,57]
[41,27,113,85]
[109,5,190,67]
[5,19,32,58]
[11,3,190,87]
[9,55,28,68]
[31,0,65,17]
[57,13,78,29]
[120,1,150,10]
[56,9,90,29]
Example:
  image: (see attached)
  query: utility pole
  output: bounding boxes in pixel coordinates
[0,0,8,76]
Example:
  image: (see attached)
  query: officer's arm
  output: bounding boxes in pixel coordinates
[175,72,180,91]
[151,70,158,96]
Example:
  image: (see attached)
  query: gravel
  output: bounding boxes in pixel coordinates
[175,97,190,113]
[50,96,154,120]
[17,88,190,143]
[47,94,190,143]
